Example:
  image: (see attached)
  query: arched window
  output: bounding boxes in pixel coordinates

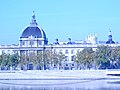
[29,40,34,46]
[65,49,69,54]
[65,56,69,61]
[71,49,75,54]
[38,41,42,45]
[2,50,5,54]
[71,55,75,61]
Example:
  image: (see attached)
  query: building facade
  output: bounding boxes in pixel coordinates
[0,13,119,70]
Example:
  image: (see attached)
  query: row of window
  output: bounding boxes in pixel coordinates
[54,63,75,67]
[2,50,18,54]
[65,49,75,54]
[1,48,81,57]
[65,64,74,67]
[55,49,81,54]
[1,49,81,55]
[20,40,42,46]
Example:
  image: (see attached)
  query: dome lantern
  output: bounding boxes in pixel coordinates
[30,11,38,27]
[106,30,115,44]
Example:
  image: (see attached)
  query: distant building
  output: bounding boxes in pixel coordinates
[0,13,118,70]
[106,30,115,44]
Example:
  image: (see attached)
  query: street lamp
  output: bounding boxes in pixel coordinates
[43,44,46,70]
[50,44,53,70]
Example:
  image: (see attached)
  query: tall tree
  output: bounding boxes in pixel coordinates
[10,53,20,70]
[74,47,95,69]
[37,51,44,70]
[19,53,27,70]
[110,46,120,69]
[0,53,13,70]
[28,52,37,70]
[95,45,112,69]
[0,53,7,70]
[52,51,65,69]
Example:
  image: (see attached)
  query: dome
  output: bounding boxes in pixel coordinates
[20,12,47,39]
[21,26,46,38]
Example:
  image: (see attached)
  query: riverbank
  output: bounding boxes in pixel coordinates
[0,70,120,86]
[0,70,107,80]
[0,70,107,86]
[0,69,120,80]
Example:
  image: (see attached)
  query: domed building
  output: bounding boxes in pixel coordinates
[106,30,115,44]
[0,12,119,70]
[19,12,48,47]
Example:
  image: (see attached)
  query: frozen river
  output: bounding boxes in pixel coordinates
[0,79,120,90]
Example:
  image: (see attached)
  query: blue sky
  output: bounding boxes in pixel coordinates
[0,0,120,44]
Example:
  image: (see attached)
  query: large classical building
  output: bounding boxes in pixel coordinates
[0,13,118,70]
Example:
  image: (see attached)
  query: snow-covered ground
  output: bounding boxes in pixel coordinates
[0,70,120,86]
[0,70,107,79]
[0,70,107,86]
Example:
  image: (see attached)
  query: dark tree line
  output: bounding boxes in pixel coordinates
[74,45,120,69]
[0,50,65,70]
[1,45,120,70]
[0,53,19,70]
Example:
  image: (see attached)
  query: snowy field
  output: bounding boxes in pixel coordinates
[0,70,107,79]
[0,70,107,86]
[0,70,120,86]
